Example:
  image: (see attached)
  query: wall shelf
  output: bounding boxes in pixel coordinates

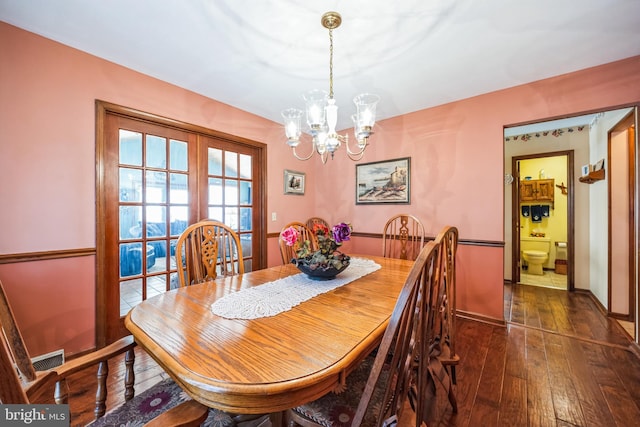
[578,168,605,184]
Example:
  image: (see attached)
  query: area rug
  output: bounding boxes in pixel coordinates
[87,377,236,427]
[289,354,390,427]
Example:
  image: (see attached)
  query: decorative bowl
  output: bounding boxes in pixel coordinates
[292,256,350,280]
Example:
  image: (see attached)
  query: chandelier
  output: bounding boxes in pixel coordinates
[281,11,380,163]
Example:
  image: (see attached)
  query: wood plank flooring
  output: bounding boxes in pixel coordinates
[410,284,640,427]
[32,283,640,426]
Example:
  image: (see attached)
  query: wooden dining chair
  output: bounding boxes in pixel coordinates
[305,216,330,230]
[433,225,460,383]
[175,220,244,287]
[286,240,456,427]
[382,213,426,260]
[409,234,458,425]
[278,221,319,264]
[0,279,209,426]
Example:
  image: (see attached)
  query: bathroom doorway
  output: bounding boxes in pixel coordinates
[504,114,597,292]
[504,106,638,342]
[512,152,572,290]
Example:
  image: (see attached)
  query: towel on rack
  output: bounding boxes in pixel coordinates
[541,205,550,217]
[521,205,530,217]
[531,205,542,223]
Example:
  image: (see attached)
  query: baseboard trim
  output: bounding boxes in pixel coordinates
[576,289,639,351]
[630,341,640,359]
[577,289,635,323]
[609,311,635,322]
[457,310,506,328]
[575,288,608,316]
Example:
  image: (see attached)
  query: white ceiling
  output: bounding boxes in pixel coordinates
[2,0,639,131]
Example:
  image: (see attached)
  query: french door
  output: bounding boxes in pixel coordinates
[96,102,266,346]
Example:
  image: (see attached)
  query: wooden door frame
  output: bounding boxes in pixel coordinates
[607,111,636,321]
[95,100,268,347]
[511,151,575,291]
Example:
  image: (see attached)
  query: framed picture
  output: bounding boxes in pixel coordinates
[356,157,410,204]
[284,169,305,195]
[581,164,590,176]
[594,158,605,171]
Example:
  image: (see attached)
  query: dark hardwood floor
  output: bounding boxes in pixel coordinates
[409,284,640,427]
[33,283,640,426]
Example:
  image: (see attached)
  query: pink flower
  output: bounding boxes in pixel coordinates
[281,226,299,247]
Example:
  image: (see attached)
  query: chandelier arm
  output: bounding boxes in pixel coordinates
[320,151,328,164]
[346,150,367,161]
[347,145,367,162]
[329,133,347,144]
[344,143,366,156]
[291,143,318,161]
[343,134,366,155]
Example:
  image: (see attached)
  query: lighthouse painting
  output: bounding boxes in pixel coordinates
[356,157,410,204]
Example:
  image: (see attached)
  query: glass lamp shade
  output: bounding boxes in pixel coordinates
[351,114,367,148]
[353,93,380,138]
[303,89,328,134]
[282,108,303,147]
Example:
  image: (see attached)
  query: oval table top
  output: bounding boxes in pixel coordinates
[125,254,413,414]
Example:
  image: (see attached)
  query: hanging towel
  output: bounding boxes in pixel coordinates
[531,205,542,223]
[541,205,550,217]
[521,205,530,217]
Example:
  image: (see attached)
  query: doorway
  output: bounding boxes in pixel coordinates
[608,111,636,338]
[513,153,571,290]
[96,101,268,346]
[503,106,638,343]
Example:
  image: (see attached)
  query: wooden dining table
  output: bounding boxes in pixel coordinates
[125,254,413,418]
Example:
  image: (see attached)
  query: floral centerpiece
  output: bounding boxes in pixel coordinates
[282,222,352,279]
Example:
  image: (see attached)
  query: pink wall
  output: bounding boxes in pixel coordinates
[336,237,504,320]
[0,22,315,255]
[0,257,95,357]
[2,22,639,355]
[308,56,640,321]
[0,22,314,356]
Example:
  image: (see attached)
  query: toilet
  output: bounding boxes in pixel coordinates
[521,237,551,275]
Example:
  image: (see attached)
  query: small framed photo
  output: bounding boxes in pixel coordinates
[581,164,590,177]
[356,157,410,204]
[594,158,605,171]
[284,169,305,195]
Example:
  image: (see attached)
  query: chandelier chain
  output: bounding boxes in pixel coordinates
[328,28,334,99]
[281,11,379,163]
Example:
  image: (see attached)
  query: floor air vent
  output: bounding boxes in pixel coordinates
[31,349,65,371]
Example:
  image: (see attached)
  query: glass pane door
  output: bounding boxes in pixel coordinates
[118,130,190,315]
[98,103,266,345]
[206,147,254,272]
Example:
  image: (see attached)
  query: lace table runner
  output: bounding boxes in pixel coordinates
[210,257,381,319]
